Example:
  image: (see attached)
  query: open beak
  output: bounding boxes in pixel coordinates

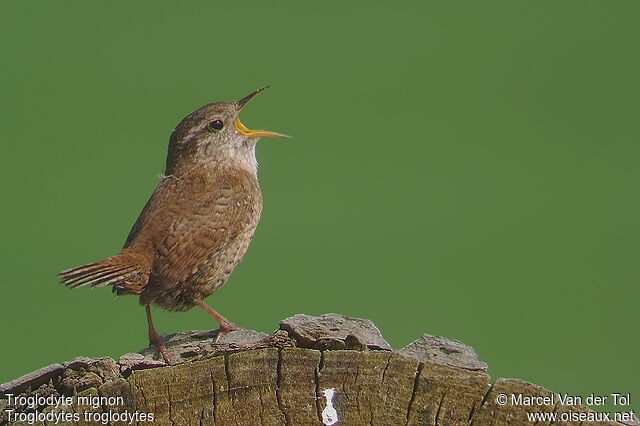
[234,87,289,139]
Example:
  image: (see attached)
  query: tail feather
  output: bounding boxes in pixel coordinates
[60,261,129,282]
[63,265,136,289]
[59,262,111,281]
[58,251,149,294]
[90,268,139,289]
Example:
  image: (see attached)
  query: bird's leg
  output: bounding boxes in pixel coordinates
[196,300,240,342]
[145,305,170,364]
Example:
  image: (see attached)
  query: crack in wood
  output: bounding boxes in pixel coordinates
[376,352,393,425]
[434,389,447,425]
[467,400,477,425]
[405,361,424,425]
[209,370,217,425]
[167,384,175,426]
[314,350,324,424]
[275,348,290,424]
[469,381,495,425]
[222,352,233,415]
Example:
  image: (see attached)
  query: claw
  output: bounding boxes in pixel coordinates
[145,305,171,364]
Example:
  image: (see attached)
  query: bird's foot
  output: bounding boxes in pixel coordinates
[220,321,241,333]
[148,331,171,365]
[196,300,242,343]
[213,321,242,343]
[145,305,171,365]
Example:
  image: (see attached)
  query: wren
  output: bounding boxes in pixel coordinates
[59,88,287,363]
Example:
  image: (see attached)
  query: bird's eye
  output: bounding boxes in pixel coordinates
[208,120,224,131]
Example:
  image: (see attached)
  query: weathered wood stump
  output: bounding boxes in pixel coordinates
[0,313,635,425]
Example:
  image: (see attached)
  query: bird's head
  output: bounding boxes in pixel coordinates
[165,87,287,176]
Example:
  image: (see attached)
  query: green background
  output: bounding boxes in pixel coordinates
[1,0,637,416]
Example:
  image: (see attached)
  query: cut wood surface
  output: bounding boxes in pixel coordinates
[0,313,635,425]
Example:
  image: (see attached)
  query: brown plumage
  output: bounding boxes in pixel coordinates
[59,88,286,363]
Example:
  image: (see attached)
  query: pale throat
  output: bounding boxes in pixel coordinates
[202,140,259,177]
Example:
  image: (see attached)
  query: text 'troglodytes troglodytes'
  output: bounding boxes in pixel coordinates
[59,87,287,363]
